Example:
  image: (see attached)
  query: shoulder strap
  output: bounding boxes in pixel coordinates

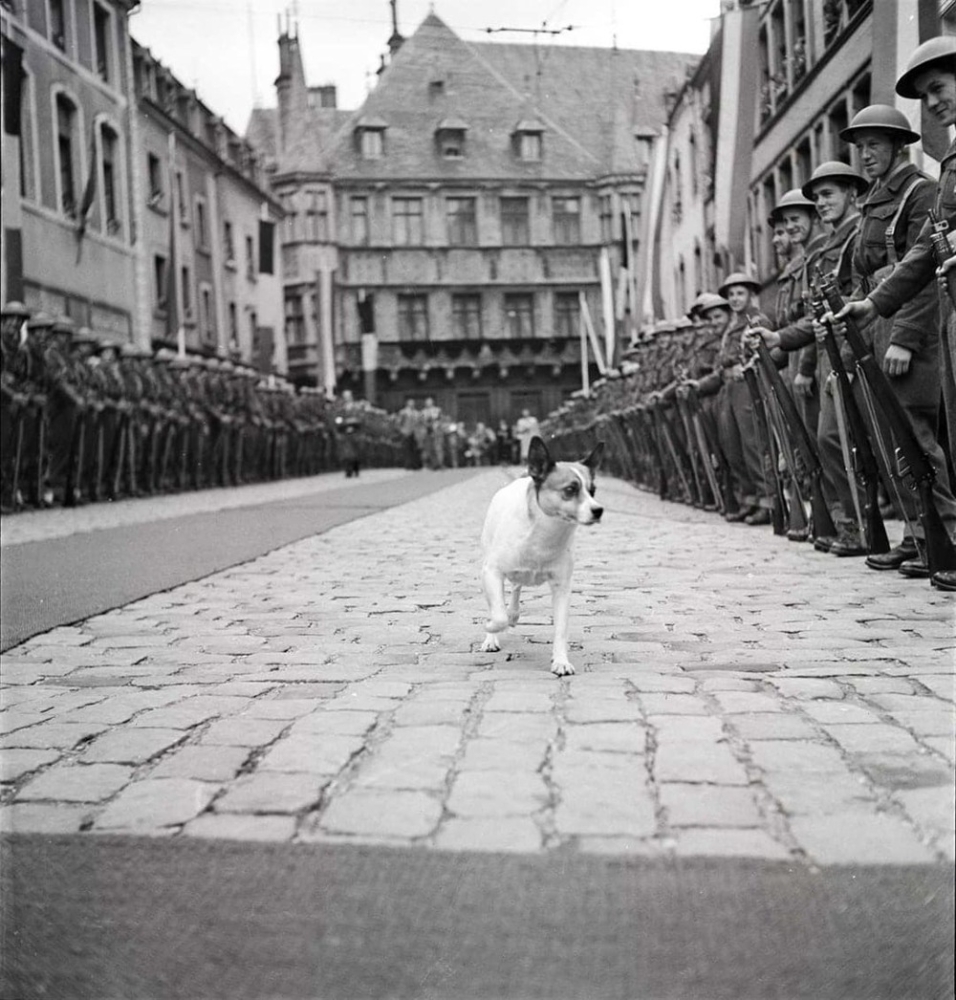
[884,176,926,265]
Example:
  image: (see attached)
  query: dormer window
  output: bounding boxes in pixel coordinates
[355,115,387,160]
[436,117,468,160]
[513,119,544,161]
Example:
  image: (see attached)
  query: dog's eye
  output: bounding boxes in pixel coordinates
[563,483,579,498]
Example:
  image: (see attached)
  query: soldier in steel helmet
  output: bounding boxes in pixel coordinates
[835,36,956,590]
[835,103,956,576]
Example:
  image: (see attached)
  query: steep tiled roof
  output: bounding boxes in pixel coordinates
[333,13,697,183]
[246,104,352,175]
[249,13,698,183]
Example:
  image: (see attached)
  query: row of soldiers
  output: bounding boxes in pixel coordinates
[545,36,956,593]
[0,304,403,512]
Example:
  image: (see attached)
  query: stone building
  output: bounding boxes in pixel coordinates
[1,0,140,338]
[132,40,285,367]
[651,0,945,316]
[1,0,286,369]
[249,13,697,425]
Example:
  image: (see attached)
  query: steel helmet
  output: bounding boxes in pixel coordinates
[840,104,920,144]
[718,271,761,297]
[695,292,731,314]
[801,161,869,200]
[768,188,815,225]
[896,35,956,99]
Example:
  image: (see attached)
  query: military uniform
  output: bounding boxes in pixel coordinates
[856,156,956,549]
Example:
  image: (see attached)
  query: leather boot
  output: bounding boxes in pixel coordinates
[866,537,918,571]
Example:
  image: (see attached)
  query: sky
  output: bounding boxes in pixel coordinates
[129,0,723,133]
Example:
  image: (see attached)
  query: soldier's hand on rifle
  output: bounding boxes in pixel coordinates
[883,343,912,378]
[793,373,814,398]
[811,318,828,344]
[936,255,956,293]
[834,297,877,330]
[747,326,780,350]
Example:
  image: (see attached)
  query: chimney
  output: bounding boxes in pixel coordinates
[275,17,307,155]
[387,0,404,57]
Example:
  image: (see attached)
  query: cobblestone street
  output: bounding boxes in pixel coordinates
[1,469,954,867]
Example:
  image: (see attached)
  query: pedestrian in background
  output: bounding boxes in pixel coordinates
[513,408,541,463]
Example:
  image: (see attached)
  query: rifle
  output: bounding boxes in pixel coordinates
[686,382,738,516]
[747,328,838,541]
[817,267,956,573]
[927,209,956,310]
[741,360,787,535]
[653,398,694,503]
[640,405,669,499]
[806,278,890,555]
[670,378,708,507]
[747,353,810,539]
[64,410,86,507]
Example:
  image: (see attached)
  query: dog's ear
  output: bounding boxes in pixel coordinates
[527,436,555,485]
[582,441,605,473]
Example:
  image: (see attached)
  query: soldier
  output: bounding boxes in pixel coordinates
[836,94,956,580]
[1,302,31,511]
[760,189,826,431]
[70,327,106,504]
[802,161,869,556]
[42,316,90,506]
[717,272,774,525]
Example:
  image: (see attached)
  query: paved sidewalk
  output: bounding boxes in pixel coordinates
[1,469,953,866]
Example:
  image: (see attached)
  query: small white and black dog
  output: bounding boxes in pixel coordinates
[480,436,604,676]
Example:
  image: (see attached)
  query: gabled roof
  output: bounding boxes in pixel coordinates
[248,12,698,183]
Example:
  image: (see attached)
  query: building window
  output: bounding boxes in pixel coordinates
[147,153,164,207]
[351,196,369,245]
[285,293,305,345]
[200,284,214,342]
[447,196,477,245]
[688,132,699,197]
[228,302,238,344]
[599,195,614,244]
[223,220,235,264]
[554,292,580,339]
[552,196,580,245]
[50,0,68,51]
[19,70,36,201]
[518,132,542,161]
[245,235,255,279]
[93,3,111,82]
[392,197,423,246]
[504,293,534,339]
[195,197,208,248]
[101,124,120,234]
[398,294,429,342]
[181,265,192,318]
[305,189,328,242]
[249,310,258,351]
[176,171,188,223]
[437,127,466,159]
[501,197,529,245]
[153,255,168,310]
[451,294,482,339]
[360,129,384,159]
[55,93,78,218]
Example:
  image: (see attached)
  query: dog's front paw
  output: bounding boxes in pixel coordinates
[507,609,520,627]
[480,634,501,653]
[484,616,509,634]
[550,658,576,677]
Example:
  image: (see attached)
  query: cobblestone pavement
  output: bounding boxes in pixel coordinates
[1,469,953,866]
